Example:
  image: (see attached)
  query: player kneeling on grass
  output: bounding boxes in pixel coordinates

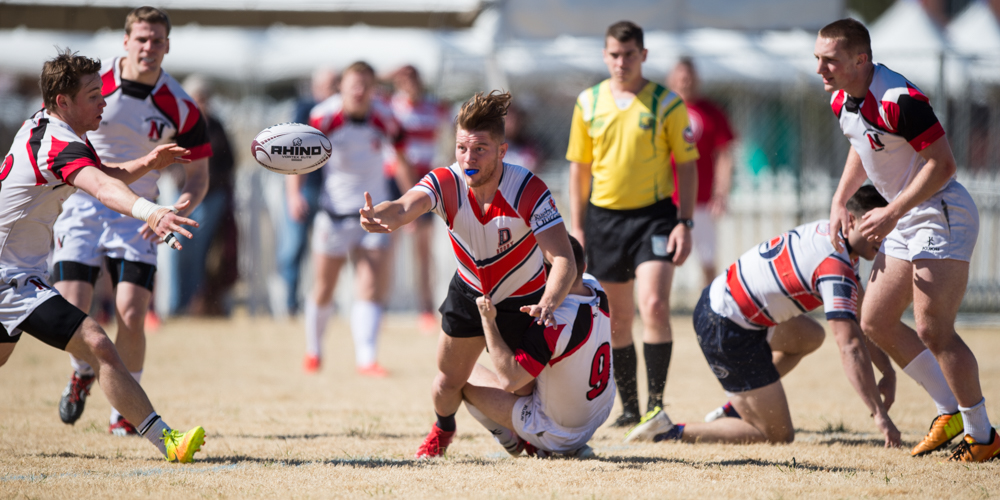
[0,50,204,462]
[625,186,901,447]
[462,237,614,458]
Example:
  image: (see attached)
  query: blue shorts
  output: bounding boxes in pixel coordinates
[693,288,780,394]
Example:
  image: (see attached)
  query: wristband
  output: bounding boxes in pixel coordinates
[131,198,175,224]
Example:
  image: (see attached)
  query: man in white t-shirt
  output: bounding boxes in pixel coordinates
[0,51,203,462]
[817,18,996,462]
[462,236,613,458]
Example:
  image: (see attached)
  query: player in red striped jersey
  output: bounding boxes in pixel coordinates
[625,186,901,446]
[360,91,576,458]
[0,51,204,462]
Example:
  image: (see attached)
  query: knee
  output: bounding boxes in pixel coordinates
[433,371,467,396]
[639,294,670,325]
[803,329,825,354]
[85,328,119,364]
[767,427,795,444]
[914,325,955,354]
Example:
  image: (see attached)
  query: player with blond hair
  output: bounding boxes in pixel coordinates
[0,50,204,462]
[360,90,576,458]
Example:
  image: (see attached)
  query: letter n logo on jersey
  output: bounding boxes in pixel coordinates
[866,131,885,152]
[146,118,167,142]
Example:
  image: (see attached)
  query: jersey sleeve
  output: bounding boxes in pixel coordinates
[513,173,563,234]
[48,139,101,186]
[663,97,700,165]
[411,166,459,226]
[565,92,594,164]
[813,256,860,321]
[514,323,559,377]
[888,88,945,152]
[175,103,213,160]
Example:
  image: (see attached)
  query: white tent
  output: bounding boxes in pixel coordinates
[947,0,1000,84]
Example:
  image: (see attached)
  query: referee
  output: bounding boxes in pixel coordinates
[567,20,699,427]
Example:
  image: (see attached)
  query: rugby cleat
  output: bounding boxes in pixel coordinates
[303,354,321,373]
[109,416,140,437]
[610,410,641,428]
[498,434,527,457]
[415,424,454,458]
[705,401,741,422]
[623,406,674,443]
[947,428,1000,463]
[162,426,206,463]
[356,363,389,378]
[59,372,95,424]
[911,412,963,457]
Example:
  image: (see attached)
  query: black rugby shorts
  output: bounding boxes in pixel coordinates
[439,273,545,349]
[584,198,679,283]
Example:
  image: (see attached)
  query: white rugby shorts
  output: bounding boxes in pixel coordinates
[882,180,979,262]
[0,273,60,337]
[311,210,390,258]
[691,205,717,267]
[510,392,612,454]
[53,198,158,266]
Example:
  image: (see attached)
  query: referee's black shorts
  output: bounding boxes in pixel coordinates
[439,273,545,349]
[584,198,679,283]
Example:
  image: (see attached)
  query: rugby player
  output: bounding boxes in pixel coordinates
[294,61,413,376]
[567,21,699,426]
[818,18,997,461]
[53,6,212,436]
[359,90,576,458]
[625,186,901,446]
[0,50,203,462]
[462,236,613,459]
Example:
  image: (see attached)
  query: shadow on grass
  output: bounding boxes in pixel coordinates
[225,432,414,440]
[594,454,859,473]
[795,428,910,449]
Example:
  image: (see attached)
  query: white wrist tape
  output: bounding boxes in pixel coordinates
[130,198,174,224]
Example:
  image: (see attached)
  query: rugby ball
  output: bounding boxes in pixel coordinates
[251,123,332,175]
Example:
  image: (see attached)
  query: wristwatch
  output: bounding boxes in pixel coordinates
[677,218,694,229]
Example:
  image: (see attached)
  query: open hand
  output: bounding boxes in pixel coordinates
[520,302,556,327]
[476,295,497,321]
[146,143,191,170]
[359,192,390,233]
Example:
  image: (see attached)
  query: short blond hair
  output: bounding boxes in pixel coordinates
[125,6,171,36]
[456,90,511,141]
[40,49,102,110]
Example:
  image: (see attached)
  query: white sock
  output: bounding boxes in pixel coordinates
[465,402,519,451]
[350,300,382,367]
[110,370,143,425]
[70,354,94,377]
[902,349,960,415]
[960,398,993,443]
[305,300,334,357]
[138,412,171,457]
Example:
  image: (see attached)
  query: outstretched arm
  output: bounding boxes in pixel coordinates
[477,296,535,393]
[100,143,191,186]
[359,189,433,233]
[68,166,198,250]
[829,318,901,448]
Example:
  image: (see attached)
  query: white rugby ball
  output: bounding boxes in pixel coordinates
[251,122,332,175]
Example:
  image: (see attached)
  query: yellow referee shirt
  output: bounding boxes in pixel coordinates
[566,80,699,210]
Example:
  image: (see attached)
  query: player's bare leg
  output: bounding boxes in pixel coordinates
[64,317,202,460]
[862,254,926,364]
[351,246,389,376]
[0,343,15,366]
[769,315,825,376]
[463,364,521,430]
[682,381,794,444]
[55,280,98,424]
[113,283,151,373]
[635,260,675,413]
[417,334,486,457]
[601,279,641,426]
[303,253,346,372]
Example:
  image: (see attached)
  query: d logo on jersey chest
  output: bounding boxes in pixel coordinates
[497,227,512,254]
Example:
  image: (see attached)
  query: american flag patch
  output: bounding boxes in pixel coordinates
[831,283,857,312]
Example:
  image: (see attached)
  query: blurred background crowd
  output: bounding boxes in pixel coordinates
[0,0,998,320]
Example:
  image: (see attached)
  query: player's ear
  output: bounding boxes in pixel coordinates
[498,141,508,160]
[164,37,170,55]
[640,48,648,62]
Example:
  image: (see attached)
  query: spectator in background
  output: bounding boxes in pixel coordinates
[385,65,448,332]
[667,57,736,288]
[502,104,543,173]
[170,75,237,316]
[277,68,340,316]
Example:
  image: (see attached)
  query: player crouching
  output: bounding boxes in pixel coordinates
[0,50,204,462]
[625,186,900,447]
[461,237,614,458]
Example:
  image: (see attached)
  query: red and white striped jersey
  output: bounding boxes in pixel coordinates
[412,162,563,303]
[709,220,861,330]
[310,95,403,215]
[81,58,211,201]
[0,110,101,276]
[388,92,448,176]
[513,274,615,429]
[831,63,948,202]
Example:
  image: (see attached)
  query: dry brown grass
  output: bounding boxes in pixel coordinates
[1,313,998,499]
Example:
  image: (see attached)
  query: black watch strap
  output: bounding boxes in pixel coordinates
[677,218,694,228]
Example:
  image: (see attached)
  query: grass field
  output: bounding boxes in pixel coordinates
[2,313,998,499]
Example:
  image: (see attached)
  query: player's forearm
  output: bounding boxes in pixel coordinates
[888,154,955,222]
[864,335,895,376]
[831,147,868,207]
[540,254,575,313]
[568,162,591,233]
[713,147,734,198]
[175,160,210,217]
[481,318,532,391]
[674,161,697,219]
[835,322,890,418]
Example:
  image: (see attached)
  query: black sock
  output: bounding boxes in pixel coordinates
[435,412,456,432]
[612,345,639,416]
[644,341,673,412]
